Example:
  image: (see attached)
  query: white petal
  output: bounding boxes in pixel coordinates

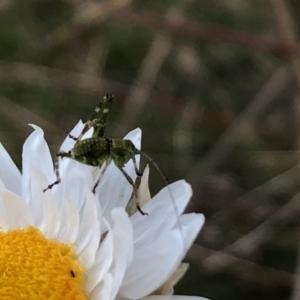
[130,180,192,244]
[85,227,114,292]
[22,125,55,202]
[124,128,142,149]
[57,158,94,211]
[109,208,133,300]
[143,296,210,300]
[0,178,6,190]
[29,166,61,238]
[138,164,151,206]
[179,213,205,254]
[0,143,22,196]
[0,189,32,230]
[121,214,205,299]
[75,189,100,269]
[90,274,112,300]
[120,230,183,299]
[0,210,8,231]
[55,196,80,244]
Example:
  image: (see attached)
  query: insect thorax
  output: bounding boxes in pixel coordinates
[110,139,139,168]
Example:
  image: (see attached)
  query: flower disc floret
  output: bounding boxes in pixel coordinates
[0,226,87,299]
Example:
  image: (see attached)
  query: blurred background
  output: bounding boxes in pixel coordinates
[1,0,300,299]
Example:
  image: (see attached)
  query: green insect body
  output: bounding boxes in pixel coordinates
[44,93,185,227]
[69,138,138,169]
[44,94,148,214]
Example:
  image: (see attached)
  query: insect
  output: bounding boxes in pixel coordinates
[43,94,177,217]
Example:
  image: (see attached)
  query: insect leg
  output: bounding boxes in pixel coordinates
[131,156,143,177]
[92,160,111,194]
[67,118,99,141]
[92,94,113,138]
[118,167,148,216]
[43,151,67,192]
[67,132,79,141]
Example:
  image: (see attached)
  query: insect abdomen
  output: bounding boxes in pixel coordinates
[71,137,111,166]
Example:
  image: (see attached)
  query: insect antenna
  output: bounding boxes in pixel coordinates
[138,151,186,249]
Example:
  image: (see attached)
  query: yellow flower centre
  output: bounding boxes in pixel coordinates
[0,226,88,299]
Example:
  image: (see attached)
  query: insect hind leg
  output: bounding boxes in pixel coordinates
[131,156,143,177]
[118,167,148,216]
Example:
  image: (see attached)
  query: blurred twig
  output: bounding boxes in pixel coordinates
[80,34,110,78]
[293,239,300,300]
[113,1,195,136]
[268,0,300,87]
[0,61,126,94]
[172,45,204,173]
[27,0,132,58]
[113,8,300,57]
[268,0,300,152]
[186,66,290,180]
[206,163,300,228]
[267,1,300,299]
[202,190,300,272]
[0,61,234,127]
[173,100,199,173]
[189,244,292,290]
[0,94,62,146]
[200,163,300,266]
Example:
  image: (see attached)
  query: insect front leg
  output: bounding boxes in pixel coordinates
[92,94,113,138]
[43,151,70,192]
[72,94,113,143]
[67,118,99,141]
[118,167,148,216]
[43,153,61,192]
[67,132,79,141]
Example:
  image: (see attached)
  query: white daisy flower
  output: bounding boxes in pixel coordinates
[0,121,207,300]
